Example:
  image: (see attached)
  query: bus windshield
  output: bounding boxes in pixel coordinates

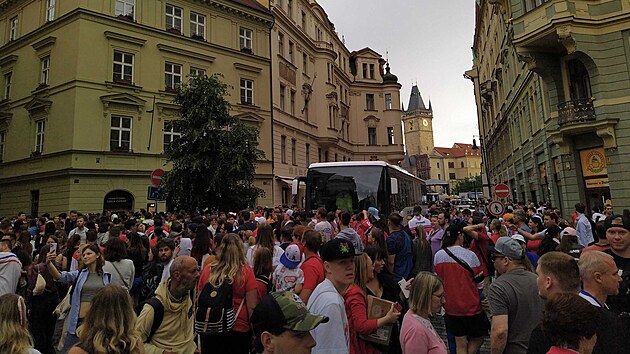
[306,165,385,212]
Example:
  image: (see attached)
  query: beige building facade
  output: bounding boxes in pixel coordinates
[469,0,630,213]
[269,0,405,206]
[0,0,274,215]
[430,143,482,193]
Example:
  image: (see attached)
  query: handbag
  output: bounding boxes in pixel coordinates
[33,269,46,296]
[111,262,130,289]
[53,285,72,319]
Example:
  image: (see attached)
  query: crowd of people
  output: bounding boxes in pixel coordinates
[0,200,628,354]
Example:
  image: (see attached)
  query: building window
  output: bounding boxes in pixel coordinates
[240,79,253,105]
[189,67,205,78]
[113,51,134,84]
[362,63,368,78]
[287,0,293,18]
[365,94,375,110]
[35,120,45,153]
[525,0,548,12]
[302,53,308,74]
[9,17,18,41]
[387,127,394,145]
[46,0,56,21]
[115,0,134,18]
[290,90,296,116]
[305,143,310,166]
[30,190,39,218]
[163,120,181,151]
[437,162,440,168]
[279,84,285,111]
[40,57,50,85]
[335,153,338,162]
[368,127,377,145]
[3,73,11,100]
[190,12,206,39]
[291,138,297,165]
[448,162,455,168]
[281,135,287,164]
[0,130,5,162]
[288,41,294,63]
[278,32,284,56]
[369,64,375,79]
[240,27,253,50]
[301,11,306,28]
[324,150,329,162]
[165,4,182,32]
[461,162,465,168]
[449,173,456,180]
[110,115,132,151]
[165,62,182,91]
[318,147,322,162]
[385,93,392,110]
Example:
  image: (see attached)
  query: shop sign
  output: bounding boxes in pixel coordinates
[580,148,607,177]
[585,177,609,189]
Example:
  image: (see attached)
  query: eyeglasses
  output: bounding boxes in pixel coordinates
[490,254,506,262]
[433,292,445,300]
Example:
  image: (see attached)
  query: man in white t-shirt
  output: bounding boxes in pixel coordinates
[68,215,89,245]
[314,209,333,243]
[307,238,359,354]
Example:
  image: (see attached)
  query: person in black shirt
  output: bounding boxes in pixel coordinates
[603,213,630,314]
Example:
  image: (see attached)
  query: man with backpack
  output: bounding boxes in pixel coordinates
[136,255,199,354]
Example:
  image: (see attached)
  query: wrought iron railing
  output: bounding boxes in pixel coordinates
[557,98,596,127]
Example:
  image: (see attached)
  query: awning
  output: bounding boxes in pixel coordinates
[425,179,449,186]
[275,175,295,185]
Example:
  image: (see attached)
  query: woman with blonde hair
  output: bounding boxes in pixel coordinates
[46,243,112,353]
[343,253,400,354]
[197,233,258,354]
[0,293,41,354]
[69,285,144,354]
[400,272,447,354]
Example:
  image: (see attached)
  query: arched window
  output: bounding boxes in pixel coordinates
[103,190,134,212]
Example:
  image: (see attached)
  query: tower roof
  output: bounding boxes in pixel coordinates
[406,85,429,113]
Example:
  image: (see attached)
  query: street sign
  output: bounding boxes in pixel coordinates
[150,169,165,187]
[488,201,505,217]
[147,186,164,201]
[493,183,511,199]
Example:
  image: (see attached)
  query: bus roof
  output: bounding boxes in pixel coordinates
[308,161,423,182]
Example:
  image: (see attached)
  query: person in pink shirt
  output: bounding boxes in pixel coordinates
[400,272,447,354]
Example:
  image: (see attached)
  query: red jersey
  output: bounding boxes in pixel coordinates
[434,246,483,316]
[301,254,325,291]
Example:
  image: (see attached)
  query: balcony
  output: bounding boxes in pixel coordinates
[557,98,596,127]
[511,0,629,52]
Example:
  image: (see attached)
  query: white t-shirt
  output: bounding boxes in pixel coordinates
[307,279,349,354]
[246,245,284,269]
[315,221,333,243]
[273,264,304,292]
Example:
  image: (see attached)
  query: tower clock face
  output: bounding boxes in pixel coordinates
[422,119,428,127]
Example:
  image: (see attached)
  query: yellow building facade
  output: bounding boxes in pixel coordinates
[270,0,405,206]
[430,143,482,193]
[0,0,274,215]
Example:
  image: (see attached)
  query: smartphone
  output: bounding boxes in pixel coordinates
[50,242,57,253]
[398,278,410,299]
[393,302,403,312]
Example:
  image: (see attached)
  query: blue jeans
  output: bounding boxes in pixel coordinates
[61,332,78,354]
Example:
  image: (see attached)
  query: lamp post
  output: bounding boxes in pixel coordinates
[472,135,487,207]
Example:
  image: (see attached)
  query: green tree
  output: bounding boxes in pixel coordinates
[160,74,264,211]
[453,175,482,194]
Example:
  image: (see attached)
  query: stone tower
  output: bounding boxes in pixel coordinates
[402,85,434,156]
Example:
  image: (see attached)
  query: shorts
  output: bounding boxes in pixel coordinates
[444,312,490,338]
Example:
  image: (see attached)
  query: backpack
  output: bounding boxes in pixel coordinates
[135,297,164,343]
[255,274,273,295]
[140,263,163,301]
[194,276,243,335]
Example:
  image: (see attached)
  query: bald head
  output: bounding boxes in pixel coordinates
[169,255,196,277]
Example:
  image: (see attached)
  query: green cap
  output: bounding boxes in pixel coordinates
[252,291,329,334]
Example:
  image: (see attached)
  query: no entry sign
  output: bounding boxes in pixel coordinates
[150,169,165,187]
[493,183,511,199]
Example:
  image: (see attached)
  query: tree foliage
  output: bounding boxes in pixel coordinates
[453,175,482,194]
[160,74,264,212]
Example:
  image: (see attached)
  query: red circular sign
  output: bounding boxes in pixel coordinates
[494,183,511,199]
[150,169,165,187]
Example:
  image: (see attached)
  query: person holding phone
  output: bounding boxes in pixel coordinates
[28,244,60,353]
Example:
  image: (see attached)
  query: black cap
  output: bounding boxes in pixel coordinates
[320,238,358,262]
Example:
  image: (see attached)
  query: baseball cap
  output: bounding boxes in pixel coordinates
[511,234,526,244]
[255,216,266,224]
[604,214,630,232]
[320,238,358,262]
[280,244,301,269]
[490,236,524,259]
[286,209,294,217]
[561,227,577,238]
[252,291,328,335]
[367,207,380,220]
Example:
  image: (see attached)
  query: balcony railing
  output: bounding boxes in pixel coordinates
[558,98,596,127]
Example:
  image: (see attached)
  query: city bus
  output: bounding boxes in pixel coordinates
[301,161,426,216]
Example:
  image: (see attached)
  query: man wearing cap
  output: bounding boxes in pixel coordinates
[252,291,328,354]
[603,213,630,314]
[307,238,359,354]
[488,237,543,354]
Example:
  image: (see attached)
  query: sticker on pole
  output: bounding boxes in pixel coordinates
[493,183,510,199]
[488,201,505,217]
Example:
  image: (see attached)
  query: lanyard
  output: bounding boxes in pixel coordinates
[579,289,604,308]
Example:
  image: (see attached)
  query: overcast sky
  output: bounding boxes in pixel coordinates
[317,0,479,148]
